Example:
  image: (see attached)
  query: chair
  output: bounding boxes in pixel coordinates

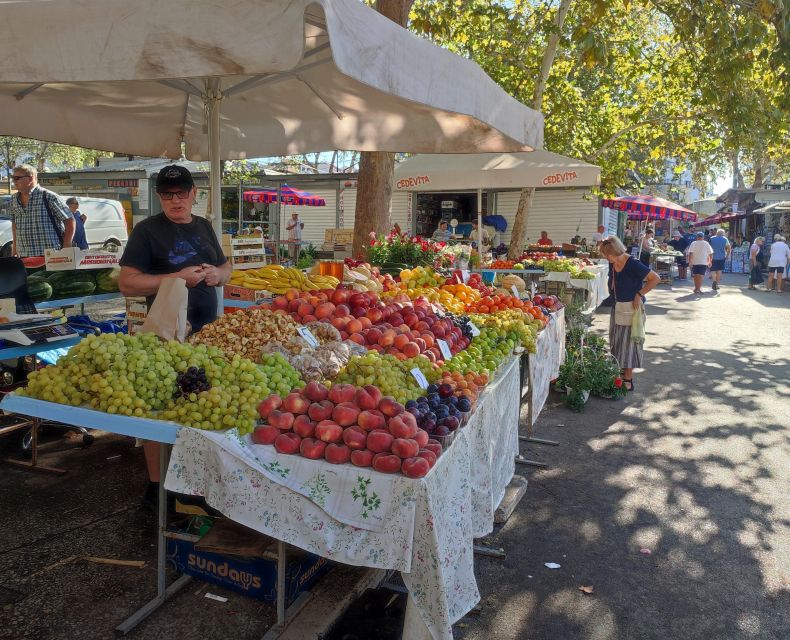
[0,257,93,455]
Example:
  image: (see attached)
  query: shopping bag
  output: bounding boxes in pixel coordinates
[631,306,645,344]
[613,301,634,326]
[140,277,188,342]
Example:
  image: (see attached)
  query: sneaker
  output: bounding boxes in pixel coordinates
[712,282,718,290]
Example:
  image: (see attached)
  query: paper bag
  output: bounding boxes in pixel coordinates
[140,277,188,342]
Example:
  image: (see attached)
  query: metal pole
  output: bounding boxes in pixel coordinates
[277,540,286,624]
[157,444,168,596]
[207,78,223,315]
[477,187,483,255]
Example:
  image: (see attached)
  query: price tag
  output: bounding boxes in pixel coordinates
[530,281,537,298]
[297,326,319,348]
[410,367,429,389]
[511,284,521,299]
[437,339,453,361]
[461,269,470,283]
[469,322,480,337]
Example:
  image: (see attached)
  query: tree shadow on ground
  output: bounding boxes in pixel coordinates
[460,321,790,639]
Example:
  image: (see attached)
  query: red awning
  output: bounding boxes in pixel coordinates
[601,194,698,222]
[243,185,326,206]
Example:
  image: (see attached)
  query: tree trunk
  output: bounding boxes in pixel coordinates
[508,0,573,260]
[732,153,745,189]
[352,151,396,257]
[352,0,414,258]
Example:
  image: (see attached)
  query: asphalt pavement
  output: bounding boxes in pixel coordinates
[459,273,790,640]
[1,274,788,639]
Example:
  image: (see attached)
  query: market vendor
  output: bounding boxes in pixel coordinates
[537,230,553,246]
[119,164,231,333]
[432,220,452,242]
[469,220,492,250]
[667,230,689,280]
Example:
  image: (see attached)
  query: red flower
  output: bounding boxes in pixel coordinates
[614,378,623,388]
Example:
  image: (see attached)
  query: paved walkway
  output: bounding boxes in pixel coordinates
[461,274,790,639]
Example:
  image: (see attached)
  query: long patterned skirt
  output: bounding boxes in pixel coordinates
[609,308,644,369]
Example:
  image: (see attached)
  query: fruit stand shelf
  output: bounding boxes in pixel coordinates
[36,292,124,313]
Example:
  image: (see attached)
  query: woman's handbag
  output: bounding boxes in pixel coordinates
[612,270,635,326]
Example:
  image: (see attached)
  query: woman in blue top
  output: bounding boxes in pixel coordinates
[601,236,660,391]
[66,197,89,250]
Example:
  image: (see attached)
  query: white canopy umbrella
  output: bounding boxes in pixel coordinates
[0,0,544,243]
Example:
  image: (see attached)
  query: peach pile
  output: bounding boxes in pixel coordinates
[252,381,442,478]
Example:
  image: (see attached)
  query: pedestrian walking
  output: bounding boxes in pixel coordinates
[748,236,765,290]
[601,237,660,391]
[286,212,304,262]
[639,229,656,267]
[766,234,789,293]
[686,231,713,295]
[65,197,90,250]
[708,229,731,290]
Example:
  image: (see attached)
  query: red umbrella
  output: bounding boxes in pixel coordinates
[243,184,326,206]
[601,194,698,222]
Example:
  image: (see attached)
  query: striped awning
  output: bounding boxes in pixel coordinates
[691,211,744,227]
[601,195,698,222]
[243,185,326,206]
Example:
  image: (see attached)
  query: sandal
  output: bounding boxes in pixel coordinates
[624,379,634,391]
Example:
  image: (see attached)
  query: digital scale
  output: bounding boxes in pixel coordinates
[0,314,78,346]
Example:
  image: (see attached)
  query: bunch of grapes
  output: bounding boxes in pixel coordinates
[448,314,476,340]
[335,352,440,404]
[258,352,304,397]
[442,328,518,377]
[20,333,304,435]
[468,310,538,352]
[175,367,211,399]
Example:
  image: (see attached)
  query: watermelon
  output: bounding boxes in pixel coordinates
[95,267,121,293]
[28,280,53,302]
[56,281,96,297]
[46,271,96,294]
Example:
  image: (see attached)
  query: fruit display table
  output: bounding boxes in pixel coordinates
[36,291,123,314]
[567,263,610,310]
[528,309,566,427]
[165,354,522,640]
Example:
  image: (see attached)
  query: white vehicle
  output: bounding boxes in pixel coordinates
[0,195,128,256]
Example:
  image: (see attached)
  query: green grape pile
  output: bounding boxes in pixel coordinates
[442,328,519,378]
[259,352,304,397]
[20,333,304,435]
[335,352,440,404]
[468,310,538,352]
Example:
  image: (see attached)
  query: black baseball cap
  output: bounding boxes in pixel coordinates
[156,164,194,192]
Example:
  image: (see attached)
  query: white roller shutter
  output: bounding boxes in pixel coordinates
[340,186,356,229]
[494,188,598,247]
[390,191,411,232]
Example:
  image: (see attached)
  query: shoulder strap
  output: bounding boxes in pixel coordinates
[41,189,66,243]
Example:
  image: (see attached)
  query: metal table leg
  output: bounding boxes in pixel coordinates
[115,444,191,635]
[4,417,67,474]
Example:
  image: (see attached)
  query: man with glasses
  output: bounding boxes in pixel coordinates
[119,164,230,333]
[7,164,75,256]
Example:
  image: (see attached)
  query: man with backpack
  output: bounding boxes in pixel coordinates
[7,164,75,257]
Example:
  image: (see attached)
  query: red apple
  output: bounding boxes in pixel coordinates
[325,443,352,464]
[333,402,361,427]
[308,400,335,422]
[293,415,317,438]
[350,449,375,467]
[257,394,282,420]
[342,426,368,450]
[252,424,279,445]
[299,437,327,460]
[274,432,301,455]
[315,420,343,443]
[401,456,430,478]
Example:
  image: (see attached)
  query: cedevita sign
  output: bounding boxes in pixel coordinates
[396,175,431,189]
[542,171,578,186]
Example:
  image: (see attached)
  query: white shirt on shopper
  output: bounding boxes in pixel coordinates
[767,241,790,268]
[687,239,713,266]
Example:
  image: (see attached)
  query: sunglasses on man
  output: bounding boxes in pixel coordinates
[157,190,191,200]
[11,174,31,181]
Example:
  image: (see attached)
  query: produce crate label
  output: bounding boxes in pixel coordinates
[468,322,480,337]
[437,339,452,361]
[297,326,320,348]
[410,368,429,389]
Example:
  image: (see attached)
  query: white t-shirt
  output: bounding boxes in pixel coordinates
[592,231,605,243]
[768,241,790,268]
[287,216,302,241]
[687,239,713,266]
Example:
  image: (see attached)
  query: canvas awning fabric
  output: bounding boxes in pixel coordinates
[692,211,745,227]
[243,186,326,206]
[601,195,698,222]
[393,151,599,192]
[0,0,543,159]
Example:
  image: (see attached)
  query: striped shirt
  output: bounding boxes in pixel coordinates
[7,185,72,257]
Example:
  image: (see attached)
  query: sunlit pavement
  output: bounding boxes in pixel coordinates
[460,273,790,640]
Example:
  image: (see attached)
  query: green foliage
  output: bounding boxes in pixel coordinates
[296,244,317,269]
[366,235,441,267]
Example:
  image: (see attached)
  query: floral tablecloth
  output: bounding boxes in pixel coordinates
[166,355,521,640]
[528,309,566,425]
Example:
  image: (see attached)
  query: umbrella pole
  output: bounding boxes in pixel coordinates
[207,79,223,316]
[477,188,483,259]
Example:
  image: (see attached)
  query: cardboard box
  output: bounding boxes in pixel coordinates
[323,229,354,245]
[223,284,272,303]
[44,247,122,271]
[166,536,331,604]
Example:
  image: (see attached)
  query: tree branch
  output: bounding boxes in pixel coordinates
[586,113,703,162]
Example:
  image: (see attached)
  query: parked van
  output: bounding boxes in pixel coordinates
[0,195,128,256]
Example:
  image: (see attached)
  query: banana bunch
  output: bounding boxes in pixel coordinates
[230,265,339,293]
[343,264,384,293]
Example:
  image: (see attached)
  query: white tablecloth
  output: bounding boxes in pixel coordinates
[166,355,521,640]
[528,309,566,425]
[569,264,610,310]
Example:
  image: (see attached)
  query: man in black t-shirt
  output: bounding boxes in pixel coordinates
[119,165,231,333]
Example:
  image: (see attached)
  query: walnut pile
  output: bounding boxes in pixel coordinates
[188,309,297,361]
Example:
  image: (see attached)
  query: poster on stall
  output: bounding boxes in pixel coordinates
[138,179,149,210]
